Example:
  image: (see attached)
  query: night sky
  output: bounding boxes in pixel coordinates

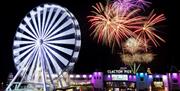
[0,0,179,83]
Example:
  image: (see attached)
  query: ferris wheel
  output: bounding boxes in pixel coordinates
[6,3,81,91]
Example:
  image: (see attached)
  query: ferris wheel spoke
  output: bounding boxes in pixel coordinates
[43,45,62,74]
[16,59,29,72]
[16,46,37,70]
[44,9,61,38]
[43,13,68,39]
[17,58,33,88]
[14,40,34,46]
[14,46,35,64]
[46,43,73,55]
[41,8,47,39]
[33,56,41,82]
[30,11,40,37]
[43,7,54,38]
[41,46,53,75]
[46,28,75,41]
[16,32,35,41]
[24,17,39,38]
[37,7,43,37]
[46,39,75,45]
[36,47,45,83]
[16,46,38,69]
[27,48,39,81]
[16,52,35,89]
[44,44,69,66]
[45,60,54,76]
[13,44,35,56]
[19,23,37,39]
[44,19,72,39]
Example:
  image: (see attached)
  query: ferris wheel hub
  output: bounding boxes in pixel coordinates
[36,39,43,46]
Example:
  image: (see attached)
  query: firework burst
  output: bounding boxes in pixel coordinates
[121,53,153,64]
[88,2,121,47]
[88,2,144,47]
[121,37,154,73]
[142,53,154,63]
[132,0,151,10]
[112,0,136,12]
[121,54,133,64]
[123,37,147,53]
[121,52,154,74]
[134,10,166,47]
[113,0,151,12]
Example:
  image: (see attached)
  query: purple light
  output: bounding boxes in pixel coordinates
[162,75,167,81]
[108,75,111,78]
[89,75,92,78]
[129,75,132,81]
[107,75,111,80]
[172,73,178,78]
[155,75,160,78]
[98,72,101,75]
[132,0,151,10]
[133,75,136,80]
[91,79,95,84]
[112,0,136,12]
[129,75,132,78]
[94,72,97,75]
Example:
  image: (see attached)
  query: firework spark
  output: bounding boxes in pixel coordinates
[121,52,153,74]
[88,3,121,47]
[112,0,136,12]
[121,53,142,64]
[121,37,154,73]
[142,53,154,63]
[121,54,133,64]
[113,0,151,12]
[132,0,151,10]
[88,2,144,47]
[123,37,146,53]
[134,10,166,47]
[121,53,154,64]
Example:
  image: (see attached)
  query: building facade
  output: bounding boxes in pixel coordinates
[69,69,180,91]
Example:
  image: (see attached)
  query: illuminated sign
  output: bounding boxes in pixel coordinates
[112,74,128,81]
[107,69,131,74]
[107,67,131,74]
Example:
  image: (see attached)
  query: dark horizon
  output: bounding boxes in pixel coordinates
[0,0,180,84]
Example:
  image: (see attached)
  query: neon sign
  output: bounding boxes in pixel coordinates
[107,69,131,74]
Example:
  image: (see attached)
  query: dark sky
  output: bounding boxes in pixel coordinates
[0,0,180,83]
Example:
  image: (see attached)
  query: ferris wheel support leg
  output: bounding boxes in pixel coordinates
[5,69,22,91]
[17,66,29,88]
[41,57,47,91]
[45,59,56,89]
[6,59,32,91]
[17,59,33,88]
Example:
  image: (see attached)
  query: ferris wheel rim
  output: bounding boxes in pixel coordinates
[12,3,81,75]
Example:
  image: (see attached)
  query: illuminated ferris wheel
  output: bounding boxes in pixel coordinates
[6,3,81,91]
